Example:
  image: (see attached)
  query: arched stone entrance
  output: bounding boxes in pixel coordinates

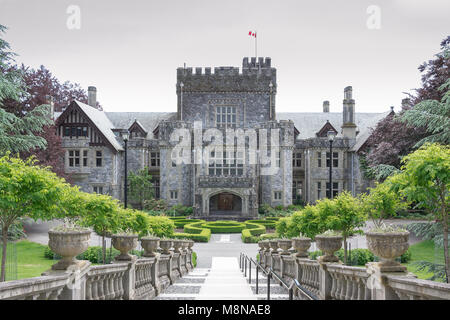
[209,192,242,215]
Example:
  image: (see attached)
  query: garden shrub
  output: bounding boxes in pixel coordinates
[168,204,194,216]
[260,233,279,240]
[308,248,412,265]
[45,246,143,264]
[145,215,175,237]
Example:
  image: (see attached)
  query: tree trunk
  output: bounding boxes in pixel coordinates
[102,234,106,264]
[343,237,348,265]
[1,226,8,282]
[442,197,449,284]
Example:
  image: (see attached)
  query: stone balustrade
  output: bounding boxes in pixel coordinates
[258,246,450,300]
[0,245,195,300]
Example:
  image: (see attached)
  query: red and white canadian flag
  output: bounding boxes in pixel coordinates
[248,31,256,37]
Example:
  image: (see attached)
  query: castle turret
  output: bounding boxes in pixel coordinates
[175,58,276,126]
[341,86,356,139]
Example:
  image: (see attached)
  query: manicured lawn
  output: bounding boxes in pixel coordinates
[405,240,446,281]
[0,240,55,280]
[16,241,54,279]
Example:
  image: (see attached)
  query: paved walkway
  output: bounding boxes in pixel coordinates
[156,257,290,300]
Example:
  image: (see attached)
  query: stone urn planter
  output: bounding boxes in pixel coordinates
[277,239,293,255]
[140,237,160,257]
[261,240,271,252]
[269,239,280,253]
[315,235,343,262]
[48,229,91,270]
[172,239,183,253]
[292,237,311,258]
[182,240,190,253]
[365,231,410,272]
[111,234,138,261]
[187,240,194,251]
[258,241,265,251]
[159,239,173,254]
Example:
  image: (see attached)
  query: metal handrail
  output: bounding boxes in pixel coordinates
[239,252,318,301]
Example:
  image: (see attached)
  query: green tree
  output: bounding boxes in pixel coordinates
[318,192,367,265]
[128,167,154,209]
[0,25,52,154]
[361,181,408,228]
[400,79,450,148]
[389,143,449,283]
[79,194,122,264]
[0,154,69,281]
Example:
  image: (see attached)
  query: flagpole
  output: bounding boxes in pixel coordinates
[255,31,257,62]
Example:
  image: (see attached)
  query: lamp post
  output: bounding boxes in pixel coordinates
[121,130,129,208]
[327,130,336,199]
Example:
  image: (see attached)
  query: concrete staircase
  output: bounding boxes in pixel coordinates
[156,257,258,300]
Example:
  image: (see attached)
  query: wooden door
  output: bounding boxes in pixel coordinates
[218,194,233,211]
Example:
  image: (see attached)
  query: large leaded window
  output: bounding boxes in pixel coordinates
[208,150,243,176]
[326,152,339,168]
[150,152,160,167]
[216,106,236,128]
[326,182,339,198]
[63,126,88,138]
[292,180,303,201]
[68,149,89,168]
[293,152,302,167]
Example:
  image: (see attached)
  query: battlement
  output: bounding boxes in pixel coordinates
[176,57,276,92]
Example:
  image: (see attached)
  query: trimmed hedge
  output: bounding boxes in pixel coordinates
[180,221,211,242]
[171,218,203,229]
[200,220,245,233]
[245,219,276,229]
[241,222,266,243]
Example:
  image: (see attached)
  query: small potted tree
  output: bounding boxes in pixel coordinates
[111,208,140,261]
[48,186,92,270]
[362,181,409,271]
[80,193,123,264]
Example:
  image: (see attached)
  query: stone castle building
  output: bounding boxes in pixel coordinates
[54,57,390,218]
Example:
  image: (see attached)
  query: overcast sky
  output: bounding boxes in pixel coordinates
[1,0,449,113]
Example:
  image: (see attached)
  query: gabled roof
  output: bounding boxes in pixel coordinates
[105,112,177,139]
[56,101,123,152]
[129,119,148,135]
[277,111,391,150]
[316,120,338,138]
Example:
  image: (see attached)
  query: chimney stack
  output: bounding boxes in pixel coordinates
[323,101,330,113]
[341,86,356,139]
[45,95,54,120]
[88,86,97,107]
